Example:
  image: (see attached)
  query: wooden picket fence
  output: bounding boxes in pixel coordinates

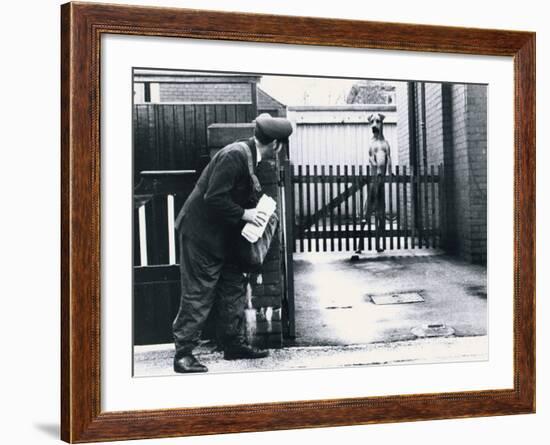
[288,164,445,253]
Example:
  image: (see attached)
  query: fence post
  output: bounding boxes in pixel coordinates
[438,163,446,250]
[282,158,295,339]
[321,165,328,252]
[367,165,372,251]
[396,165,401,249]
[314,165,320,252]
[329,165,335,252]
[410,166,416,248]
[388,166,394,250]
[298,165,304,253]
[403,165,408,249]
[430,165,436,248]
[423,165,429,248]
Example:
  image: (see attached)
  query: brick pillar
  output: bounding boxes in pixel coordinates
[441,82,457,253]
[396,82,411,166]
[207,123,284,348]
[445,84,487,264]
[464,84,487,264]
[248,159,284,349]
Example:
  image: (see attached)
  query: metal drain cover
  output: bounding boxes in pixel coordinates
[370,292,425,305]
[411,323,455,338]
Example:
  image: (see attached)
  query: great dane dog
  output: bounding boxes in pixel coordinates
[352,112,392,259]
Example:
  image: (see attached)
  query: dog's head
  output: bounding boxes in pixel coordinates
[367,113,385,136]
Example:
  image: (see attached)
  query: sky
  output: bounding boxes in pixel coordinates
[258,75,360,107]
[134,69,401,107]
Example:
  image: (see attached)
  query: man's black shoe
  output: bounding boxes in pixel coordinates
[224,344,269,360]
[173,354,208,373]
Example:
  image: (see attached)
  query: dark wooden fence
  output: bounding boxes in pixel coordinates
[289,164,445,253]
[133,102,257,267]
[133,102,256,181]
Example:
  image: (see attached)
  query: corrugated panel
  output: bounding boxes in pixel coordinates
[289,113,399,168]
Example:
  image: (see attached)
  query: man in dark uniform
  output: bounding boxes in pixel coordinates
[172,113,293,373]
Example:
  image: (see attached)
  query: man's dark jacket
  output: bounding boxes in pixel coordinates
[174,138,259,260]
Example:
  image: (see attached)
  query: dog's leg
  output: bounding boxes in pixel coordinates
[371,175,381,253]
[351,192,370,260]
[351,210,367,260]
[375,213,385,253]
[351,181,375,260]
[364,178,385,254]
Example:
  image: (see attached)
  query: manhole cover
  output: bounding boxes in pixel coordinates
[411,323,455,338]
[370,292,424,305]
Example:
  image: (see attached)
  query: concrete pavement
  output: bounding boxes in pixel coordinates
[134,249,487,377]
[134,335,487,377]
[290,249,487,347]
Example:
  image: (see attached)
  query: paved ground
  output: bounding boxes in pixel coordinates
[289,249,487,347]
[134,249,487,377]
[134,335,487,377]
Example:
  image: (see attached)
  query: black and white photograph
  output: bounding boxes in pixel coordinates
[132,68,488,376]
[4,0,547,443]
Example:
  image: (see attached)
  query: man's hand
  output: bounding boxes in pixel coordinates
[242,208,269,227]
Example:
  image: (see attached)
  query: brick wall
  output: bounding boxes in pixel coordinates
[425,83,444,166]
[449,85,471,258]
[394,81,487,264]
[398,82,445,167]
[465,84,488,263]
[159,82,251,102]
[442,84,487,263]
[156,82,286,116]
[396,82,411,165]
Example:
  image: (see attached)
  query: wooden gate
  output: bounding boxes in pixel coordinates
[133,102,258,345]
[287,164,445,253]
[133,171,196,345]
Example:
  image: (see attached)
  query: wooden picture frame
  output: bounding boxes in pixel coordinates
[61,2,535,442]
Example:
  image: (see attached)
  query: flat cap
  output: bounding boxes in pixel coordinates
[254,113,293,144]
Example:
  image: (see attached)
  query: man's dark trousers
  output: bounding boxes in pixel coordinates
[172,231,248,359]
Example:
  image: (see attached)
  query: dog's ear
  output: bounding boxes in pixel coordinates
[379,113,386,121]
[367,114,374,124]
